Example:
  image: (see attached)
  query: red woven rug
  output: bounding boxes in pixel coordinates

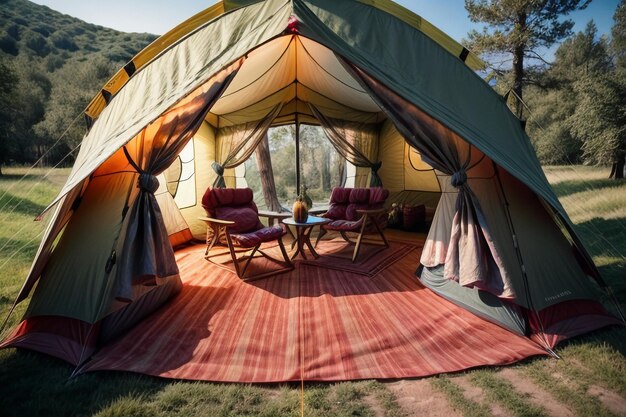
[301,238,419,277]
[83,243,546,382]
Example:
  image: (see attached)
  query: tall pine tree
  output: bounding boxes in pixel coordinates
[465,0,591,103]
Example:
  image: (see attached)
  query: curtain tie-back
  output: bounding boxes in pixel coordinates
[211,161,225,176]
[371,161,382,173]
[138,173,160,194]
[451,169,467,188]
[211,161,226,188]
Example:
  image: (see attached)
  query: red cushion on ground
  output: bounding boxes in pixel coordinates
[215,206,262,233]
[230,226,285,247]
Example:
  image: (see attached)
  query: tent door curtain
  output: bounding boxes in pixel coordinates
[309,104,383,187]
[212,104,283,188]
[343,60,515,300]
[114,60,243,301]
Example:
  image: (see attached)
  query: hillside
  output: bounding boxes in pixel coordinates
[0,0,158,168]
[0,0,157,64]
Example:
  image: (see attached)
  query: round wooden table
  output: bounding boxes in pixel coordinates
[283,215,330,260]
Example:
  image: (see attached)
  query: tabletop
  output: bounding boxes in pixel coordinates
[282,215,330,227]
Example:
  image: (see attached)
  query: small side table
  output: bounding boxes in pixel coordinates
[283,216,330,260]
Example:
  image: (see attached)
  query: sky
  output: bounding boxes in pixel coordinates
[31,0,621,61]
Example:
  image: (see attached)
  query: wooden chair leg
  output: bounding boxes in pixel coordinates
[205,224,221,256]
[240,244,261,278]
[277,236,292,266]
[372,217,389,248]
[352,215,369,263]
[225,232,242,277]
[314,227,327,248]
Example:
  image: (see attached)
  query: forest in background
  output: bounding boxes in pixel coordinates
[0,0,156,173]
[0,0,625,178]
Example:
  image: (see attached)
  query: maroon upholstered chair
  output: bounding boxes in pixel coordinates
[315,187,390,262]
[200,187,293,280]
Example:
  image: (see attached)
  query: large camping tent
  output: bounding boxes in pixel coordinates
[1,0,621,381]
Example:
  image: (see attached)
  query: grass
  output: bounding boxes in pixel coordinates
[469,370,549,417]
[1,165,625,416]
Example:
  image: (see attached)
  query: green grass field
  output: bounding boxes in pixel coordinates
[0,166,624,417]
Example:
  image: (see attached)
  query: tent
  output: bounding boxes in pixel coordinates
[1,0,622,380]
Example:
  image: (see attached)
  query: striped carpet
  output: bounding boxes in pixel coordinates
[83,240,546,382]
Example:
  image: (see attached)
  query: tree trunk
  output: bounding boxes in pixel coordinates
[610,155,625,179]
[323,147,331,191]
[335,155,346,187]
[254,133,282,211]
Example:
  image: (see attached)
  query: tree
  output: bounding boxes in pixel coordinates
[525,21,611,165]
[0,61,19,175]
[465,0,591,104]
[254,134,282,211]
[569,72,626,179]
[612,0,626,70]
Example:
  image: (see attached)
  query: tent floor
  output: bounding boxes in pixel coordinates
[83,230,547,382]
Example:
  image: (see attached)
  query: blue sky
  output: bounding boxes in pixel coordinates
[32,0,620,61]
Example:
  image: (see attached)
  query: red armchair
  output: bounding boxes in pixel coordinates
[315,187,390,262]
[201,187,293,280]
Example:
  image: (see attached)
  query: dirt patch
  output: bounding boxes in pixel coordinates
[454,375,511,417]
[588,385,626,416]
[498,368,574,417]
[385,379,460,417]
[362,393,385,417]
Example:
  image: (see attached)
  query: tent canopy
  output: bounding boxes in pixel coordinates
[4,0,618,374]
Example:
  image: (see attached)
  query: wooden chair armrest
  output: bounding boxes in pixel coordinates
[308,206,329,216]
[257,210,291,219]
[198,216,235,226]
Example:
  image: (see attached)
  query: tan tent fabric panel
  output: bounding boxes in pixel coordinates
[404,146,439,192]
[181,123,217,239]
[210,35,381,123]
[378,119,439,193]
[155,174,190,237]
[378,120,405,193]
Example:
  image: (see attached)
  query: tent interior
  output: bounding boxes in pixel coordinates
[2,3,622,383]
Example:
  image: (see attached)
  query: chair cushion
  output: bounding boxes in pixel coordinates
[369,187,389,205]
[329,187,351,204]
[215,206,262,234]
[345,203,370,221]
[324,219,363,231]
[202,187,255,209]
[202,187,258,219]
[324,203,347,220]
[349,188,370,204]
[230,226,285,248]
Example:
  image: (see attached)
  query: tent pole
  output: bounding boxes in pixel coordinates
[295,113,301,195]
